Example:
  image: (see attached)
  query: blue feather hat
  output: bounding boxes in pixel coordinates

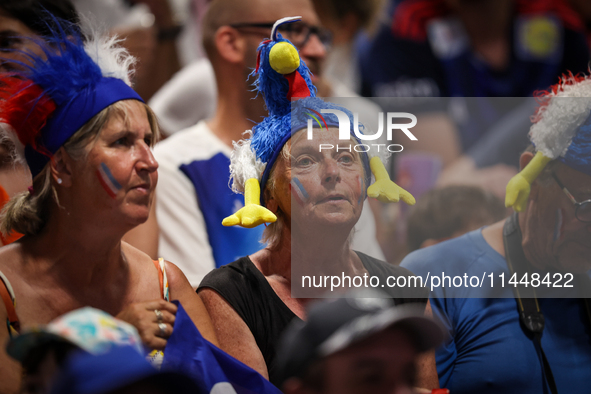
[0,20,142,178]
[224,17,414,228]
[230,17,370,205]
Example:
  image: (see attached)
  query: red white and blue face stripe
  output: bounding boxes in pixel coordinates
[96,162,122,198]
[290,177,309,205]
[357,175,364,204]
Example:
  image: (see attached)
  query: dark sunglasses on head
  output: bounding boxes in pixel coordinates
[229,21,332,49]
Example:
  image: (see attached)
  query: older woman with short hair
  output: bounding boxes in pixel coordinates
[198,18,434,389]
[0,23,216,393]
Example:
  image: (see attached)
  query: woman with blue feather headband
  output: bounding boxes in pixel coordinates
[198,17,434,388]
[0,21,217,392]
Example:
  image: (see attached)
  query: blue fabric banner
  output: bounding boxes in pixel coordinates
[162,301,281,394]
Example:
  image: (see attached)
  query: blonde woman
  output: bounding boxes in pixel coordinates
[0,23,216,393]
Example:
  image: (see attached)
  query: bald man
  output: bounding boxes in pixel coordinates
[148,0,328,136]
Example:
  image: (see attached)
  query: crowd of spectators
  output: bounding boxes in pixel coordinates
[1,0,591,393]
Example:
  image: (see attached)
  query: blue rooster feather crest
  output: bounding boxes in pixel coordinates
[250,16,322,169]
[252,16,316,117]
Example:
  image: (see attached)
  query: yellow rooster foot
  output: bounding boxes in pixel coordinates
[505,173,531,212]
[367,179,416,205]
[222,178,277,228]
[222,204,277,228]
[505,151,552,212]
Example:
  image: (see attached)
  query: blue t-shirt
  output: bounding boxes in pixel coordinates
[154,122,264,287]
[401,229,591,393]
[179,153,264,269]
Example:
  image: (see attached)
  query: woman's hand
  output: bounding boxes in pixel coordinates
[116,299,177,350]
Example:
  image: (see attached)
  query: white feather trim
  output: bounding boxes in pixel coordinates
[229,131,267,194]
[529,76,591,159]
[84,34,136,86]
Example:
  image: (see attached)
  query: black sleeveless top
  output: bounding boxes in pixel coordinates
[198,252,428,386]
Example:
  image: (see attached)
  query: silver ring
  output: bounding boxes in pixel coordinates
[154,309,163,323]
[158,322,167,337]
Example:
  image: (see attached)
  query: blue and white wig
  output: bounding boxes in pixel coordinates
[529,73,591,176]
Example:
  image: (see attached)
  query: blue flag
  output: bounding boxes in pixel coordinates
[162,301,282,394]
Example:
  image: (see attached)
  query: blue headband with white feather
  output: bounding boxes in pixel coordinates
[0,20,143,178]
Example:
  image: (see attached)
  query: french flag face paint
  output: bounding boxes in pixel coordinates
[96,162,122,198]
[291,177,309,206]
